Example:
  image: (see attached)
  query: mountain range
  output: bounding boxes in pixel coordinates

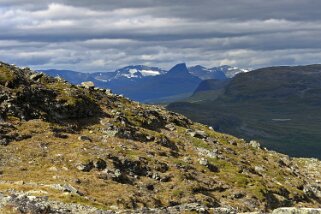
[40,64,247,103]
[168,64,321,159]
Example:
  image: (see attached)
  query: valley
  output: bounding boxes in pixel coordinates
[168,65,321,159]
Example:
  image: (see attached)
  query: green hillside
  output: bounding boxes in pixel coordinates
[168,65,321,158]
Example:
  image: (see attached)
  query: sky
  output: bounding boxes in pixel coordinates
[1,0,321,72]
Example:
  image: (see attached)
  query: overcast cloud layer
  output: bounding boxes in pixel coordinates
[1,0,321,72]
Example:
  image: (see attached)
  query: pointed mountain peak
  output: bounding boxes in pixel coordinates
[168,63,189,74]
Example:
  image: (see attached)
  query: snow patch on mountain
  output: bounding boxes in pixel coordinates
[224,66,249,78]
[140,69,162,76]
[188,65,249,80]
[121,69,162,78]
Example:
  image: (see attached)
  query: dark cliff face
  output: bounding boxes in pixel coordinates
[1,61,321,213]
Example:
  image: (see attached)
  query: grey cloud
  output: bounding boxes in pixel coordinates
[0,0,321,71]
[3,0,321,21]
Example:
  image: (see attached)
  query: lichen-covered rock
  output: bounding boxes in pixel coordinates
[249,140,261,149]
[272,208,321,214]
[81,81,95,89]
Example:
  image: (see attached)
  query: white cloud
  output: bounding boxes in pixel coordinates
[0,1,321,71]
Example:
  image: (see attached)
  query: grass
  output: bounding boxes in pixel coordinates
[168,97,321,159]
[0,65,16,85]
[45,81,83,106]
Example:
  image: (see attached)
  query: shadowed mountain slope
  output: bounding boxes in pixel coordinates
[168,64,321,158]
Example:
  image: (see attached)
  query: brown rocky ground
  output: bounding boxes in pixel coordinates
[1,61,321,213]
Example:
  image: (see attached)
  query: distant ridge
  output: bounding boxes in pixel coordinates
[40,63,247,103]
[168,64,321,158]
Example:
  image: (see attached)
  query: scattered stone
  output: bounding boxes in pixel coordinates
[14,180,25,185]
[228,140,237,146]
[94,159,107,170]
[160,175,172,182]
[53,132,68,139]
[146,135,155,141]
[197,147,219,159]
[74,178,81,184]
[272,207,321,214]
[154,161,169,173]
[63,184,84,196]
[151,172,161,180]
[103,130,118,138]
[304,184,321,198]
[105,89,112,94]
[146,184,154,191]
[198,158,219,172]
[189,130,208,139]
[50,184,83,196]
[0,138,9,146]
[165,123,176,131]
[183,156,193,164]
[278,157,291,168]
[100,119,113,127]
[48,166,58,172]
[213,207,237,214]
[254,166,265,174]
[199,158,208,166]
[206,137,219,144]
[0,192,107,213]
[249,140,261,149]
[29,72,43,81]
[155,136,177,150]
[112,169,127,182]
[81,81,95,89]
[78,136,92,142]
[232,192,245,199]
[77,161,94,172]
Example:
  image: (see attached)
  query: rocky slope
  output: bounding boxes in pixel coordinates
[1,61,321,213]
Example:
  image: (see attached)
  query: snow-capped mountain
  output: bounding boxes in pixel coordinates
[105,63,201,102]
[188,65,249,80]
[114,65,166,79]
[40,63,248,103]
[92,65,166,82]
[219,65,249,78]
[189,65,226,80]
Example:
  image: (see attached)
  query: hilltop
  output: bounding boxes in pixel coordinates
[168,64,321,159]
[1,61,321,213]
